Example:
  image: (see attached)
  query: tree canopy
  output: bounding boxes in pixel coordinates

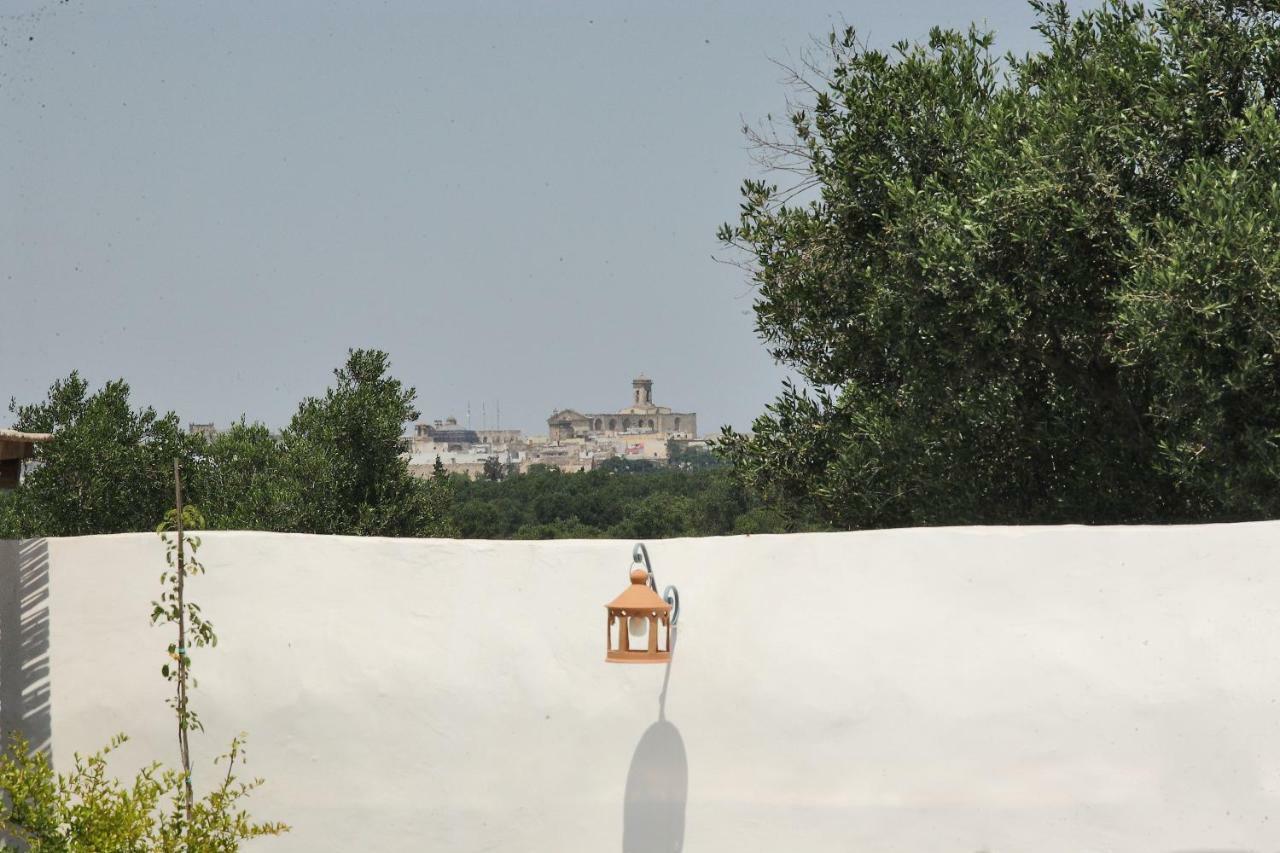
[718,0,1280,527]
[6,373,201,536]
[3,350,454,538]
[450,461,796,540]
[274,349,453,537]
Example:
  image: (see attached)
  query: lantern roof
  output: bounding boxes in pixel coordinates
[606,567,671,613]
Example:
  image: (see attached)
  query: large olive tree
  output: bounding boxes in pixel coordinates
[719,0,1280,526]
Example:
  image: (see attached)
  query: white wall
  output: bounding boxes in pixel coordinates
[4,525,1280,852]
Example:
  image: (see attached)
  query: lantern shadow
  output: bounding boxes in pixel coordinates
[622,628,687,853]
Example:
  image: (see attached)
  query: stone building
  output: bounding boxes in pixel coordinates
[474,429,523,446]
[413,417,480,452]
[547,377,696,441]
[405,376,698,480]
[188,422,219,442]
[413,419,522,447]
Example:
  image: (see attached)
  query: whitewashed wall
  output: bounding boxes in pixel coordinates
[3,525,1280,852]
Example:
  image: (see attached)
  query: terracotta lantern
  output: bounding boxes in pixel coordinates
[606,544,679,663]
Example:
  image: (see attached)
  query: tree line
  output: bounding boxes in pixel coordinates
[452,459,799,539]
[1,350,454,539]
[0,350,798,540]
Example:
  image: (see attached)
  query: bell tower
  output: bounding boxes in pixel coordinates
[632,376,653,407]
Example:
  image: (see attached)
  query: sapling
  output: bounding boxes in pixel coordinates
[152,460,215,823]
[0,460,287,849]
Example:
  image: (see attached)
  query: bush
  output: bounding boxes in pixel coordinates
[0,734,286,852]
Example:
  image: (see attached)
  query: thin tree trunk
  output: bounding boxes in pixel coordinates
[174,458,192,825]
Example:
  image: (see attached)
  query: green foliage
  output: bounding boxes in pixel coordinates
[7,373,202,536]
[152,507,214,737]
[0,491,22,540]
[189,421,286,532]
[5,350,454,538]
[0,733,286,852]
[720,0,1280,527]
[275,349,454,537]
[481,455,511,482]
[665,440,722,471]
[452,464,813,539]
[1113,103,1280,516]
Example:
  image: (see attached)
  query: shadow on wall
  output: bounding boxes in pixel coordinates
[622,628,687,853]
[0,538,51,755]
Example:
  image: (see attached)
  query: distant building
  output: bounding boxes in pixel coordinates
[405,375,699,480]
[547,376,696,441]
[0,428,53,490]
[188,422,219,442]
[475,429,523,446]
[414,417,480,451]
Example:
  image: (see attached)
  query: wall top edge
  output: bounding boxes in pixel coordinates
[4,518,1280,548]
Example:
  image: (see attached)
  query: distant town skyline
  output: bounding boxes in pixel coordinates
[2,0,1083,435]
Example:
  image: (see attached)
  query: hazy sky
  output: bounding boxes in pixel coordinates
[2,0,1076,435]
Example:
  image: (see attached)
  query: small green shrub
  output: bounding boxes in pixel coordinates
[0,733,286,851]
[0,490,287,850]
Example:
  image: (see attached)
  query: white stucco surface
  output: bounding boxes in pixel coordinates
[4,525,1280,851]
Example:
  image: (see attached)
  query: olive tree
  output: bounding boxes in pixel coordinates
[719,0,1280,526]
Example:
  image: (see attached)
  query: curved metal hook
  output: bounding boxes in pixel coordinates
[633,542,679,626]
[663,584,680,627]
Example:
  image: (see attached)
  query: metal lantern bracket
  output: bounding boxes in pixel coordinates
[632,542,680,626]
[606,542,679,663]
